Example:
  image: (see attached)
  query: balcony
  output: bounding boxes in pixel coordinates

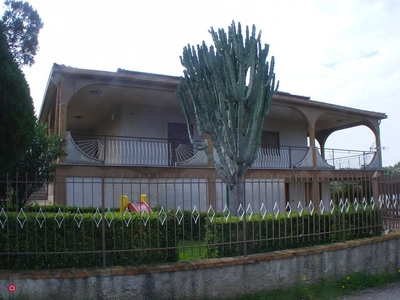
[65,132,379,170]
[65,132,206,167]
[321,147,378,170]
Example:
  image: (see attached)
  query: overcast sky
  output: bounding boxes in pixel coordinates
[2,0,399,166]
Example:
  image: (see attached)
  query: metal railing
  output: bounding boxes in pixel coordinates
[69,134,377,170]
[253,146,309,168]
[321,147,376,169]
[1,172,398,269]
[70,133,201,166]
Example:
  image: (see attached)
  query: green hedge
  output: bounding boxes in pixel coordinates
[0,208,178,270]
[175,210,223,241]
[204,206,383,258]
[0,205,384,269]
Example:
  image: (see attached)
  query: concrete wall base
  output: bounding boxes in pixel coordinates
[1,231,400,299]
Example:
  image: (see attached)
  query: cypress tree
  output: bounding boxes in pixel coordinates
[0,24,35,175]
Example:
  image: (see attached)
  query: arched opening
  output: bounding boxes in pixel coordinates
[324,126,375,152]
[321,126,377,169]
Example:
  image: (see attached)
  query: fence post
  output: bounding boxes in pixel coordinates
[241,178,247,257]
[363,151,366,170]
[101,173,106,268]
[342,209,346,243]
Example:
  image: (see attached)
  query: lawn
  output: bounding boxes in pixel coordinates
[179,240,207,261]
[224,271,400,300]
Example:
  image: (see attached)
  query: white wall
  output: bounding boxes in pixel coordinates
[66,177,288,213]
[264,117,308,147]
[66,177,333,214]
[212,178,287,214]
[119,103,187,138]
[93,102,307,148]
[95,107,122,136]
[66,176,209,211]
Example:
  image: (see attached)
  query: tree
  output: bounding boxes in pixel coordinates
[383,162,400,176]
[176,21,278,214]
[8,121,66,208]
[0,21,36,175]
[1,0,43,67]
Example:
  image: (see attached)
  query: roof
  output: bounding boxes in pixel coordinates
[39,64,387,131]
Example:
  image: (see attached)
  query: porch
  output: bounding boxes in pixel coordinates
[65,132,379,170]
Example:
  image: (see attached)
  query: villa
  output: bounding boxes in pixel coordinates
[38,64,387,213]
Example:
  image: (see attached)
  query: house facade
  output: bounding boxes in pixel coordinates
[38,64,387,214]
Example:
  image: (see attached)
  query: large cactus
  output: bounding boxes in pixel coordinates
[176,21,278,214]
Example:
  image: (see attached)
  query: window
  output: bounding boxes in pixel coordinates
[261,131,279,148]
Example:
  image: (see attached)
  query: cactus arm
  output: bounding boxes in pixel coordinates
[176,21,279,204]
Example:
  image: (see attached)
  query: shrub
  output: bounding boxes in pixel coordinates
[204,206,382,258]
[0,206,178,269]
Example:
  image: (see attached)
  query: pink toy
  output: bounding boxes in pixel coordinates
[128,201,152,213]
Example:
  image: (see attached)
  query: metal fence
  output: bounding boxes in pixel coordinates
[378,174,400,229]
[0,172,399,269]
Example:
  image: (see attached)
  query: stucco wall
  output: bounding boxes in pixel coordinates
[264,116,308,147]
[65,176,210,210]
[120,102,189,138]
[94,102,307,148]
[288,181,331,208]
[215,178,287,212]
[65,176,294,212]
[1,232,399,299]
[64,176,333,213]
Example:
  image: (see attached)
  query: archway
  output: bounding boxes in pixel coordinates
[318,125,377,169]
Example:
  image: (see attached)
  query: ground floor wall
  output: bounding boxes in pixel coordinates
[1,231,399,299]
[53,165,380,214]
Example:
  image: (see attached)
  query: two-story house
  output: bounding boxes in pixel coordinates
[38,64,387,214]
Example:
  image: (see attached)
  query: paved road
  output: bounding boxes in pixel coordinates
[335,282,400,300]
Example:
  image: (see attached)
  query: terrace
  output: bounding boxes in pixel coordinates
[66,132,379,170]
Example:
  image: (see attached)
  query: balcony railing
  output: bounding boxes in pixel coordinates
[68,133,202,166]
[253,146,309,169]
[66,133,378,170]
[321,148,377,170]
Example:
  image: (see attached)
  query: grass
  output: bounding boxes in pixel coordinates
[223,271,400,300]
[178,239,207,261]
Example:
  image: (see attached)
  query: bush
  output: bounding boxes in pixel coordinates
[0,204,383,269]
[204,206,382,258]
[0,206,178,269]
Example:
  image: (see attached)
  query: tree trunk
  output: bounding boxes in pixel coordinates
[228,175,244,216]
[228,175,247,255]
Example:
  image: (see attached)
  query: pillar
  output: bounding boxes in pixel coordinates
[308,124,317,169]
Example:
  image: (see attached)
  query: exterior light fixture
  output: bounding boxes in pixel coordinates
[91,90,102,104]
[90,90,102,95]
